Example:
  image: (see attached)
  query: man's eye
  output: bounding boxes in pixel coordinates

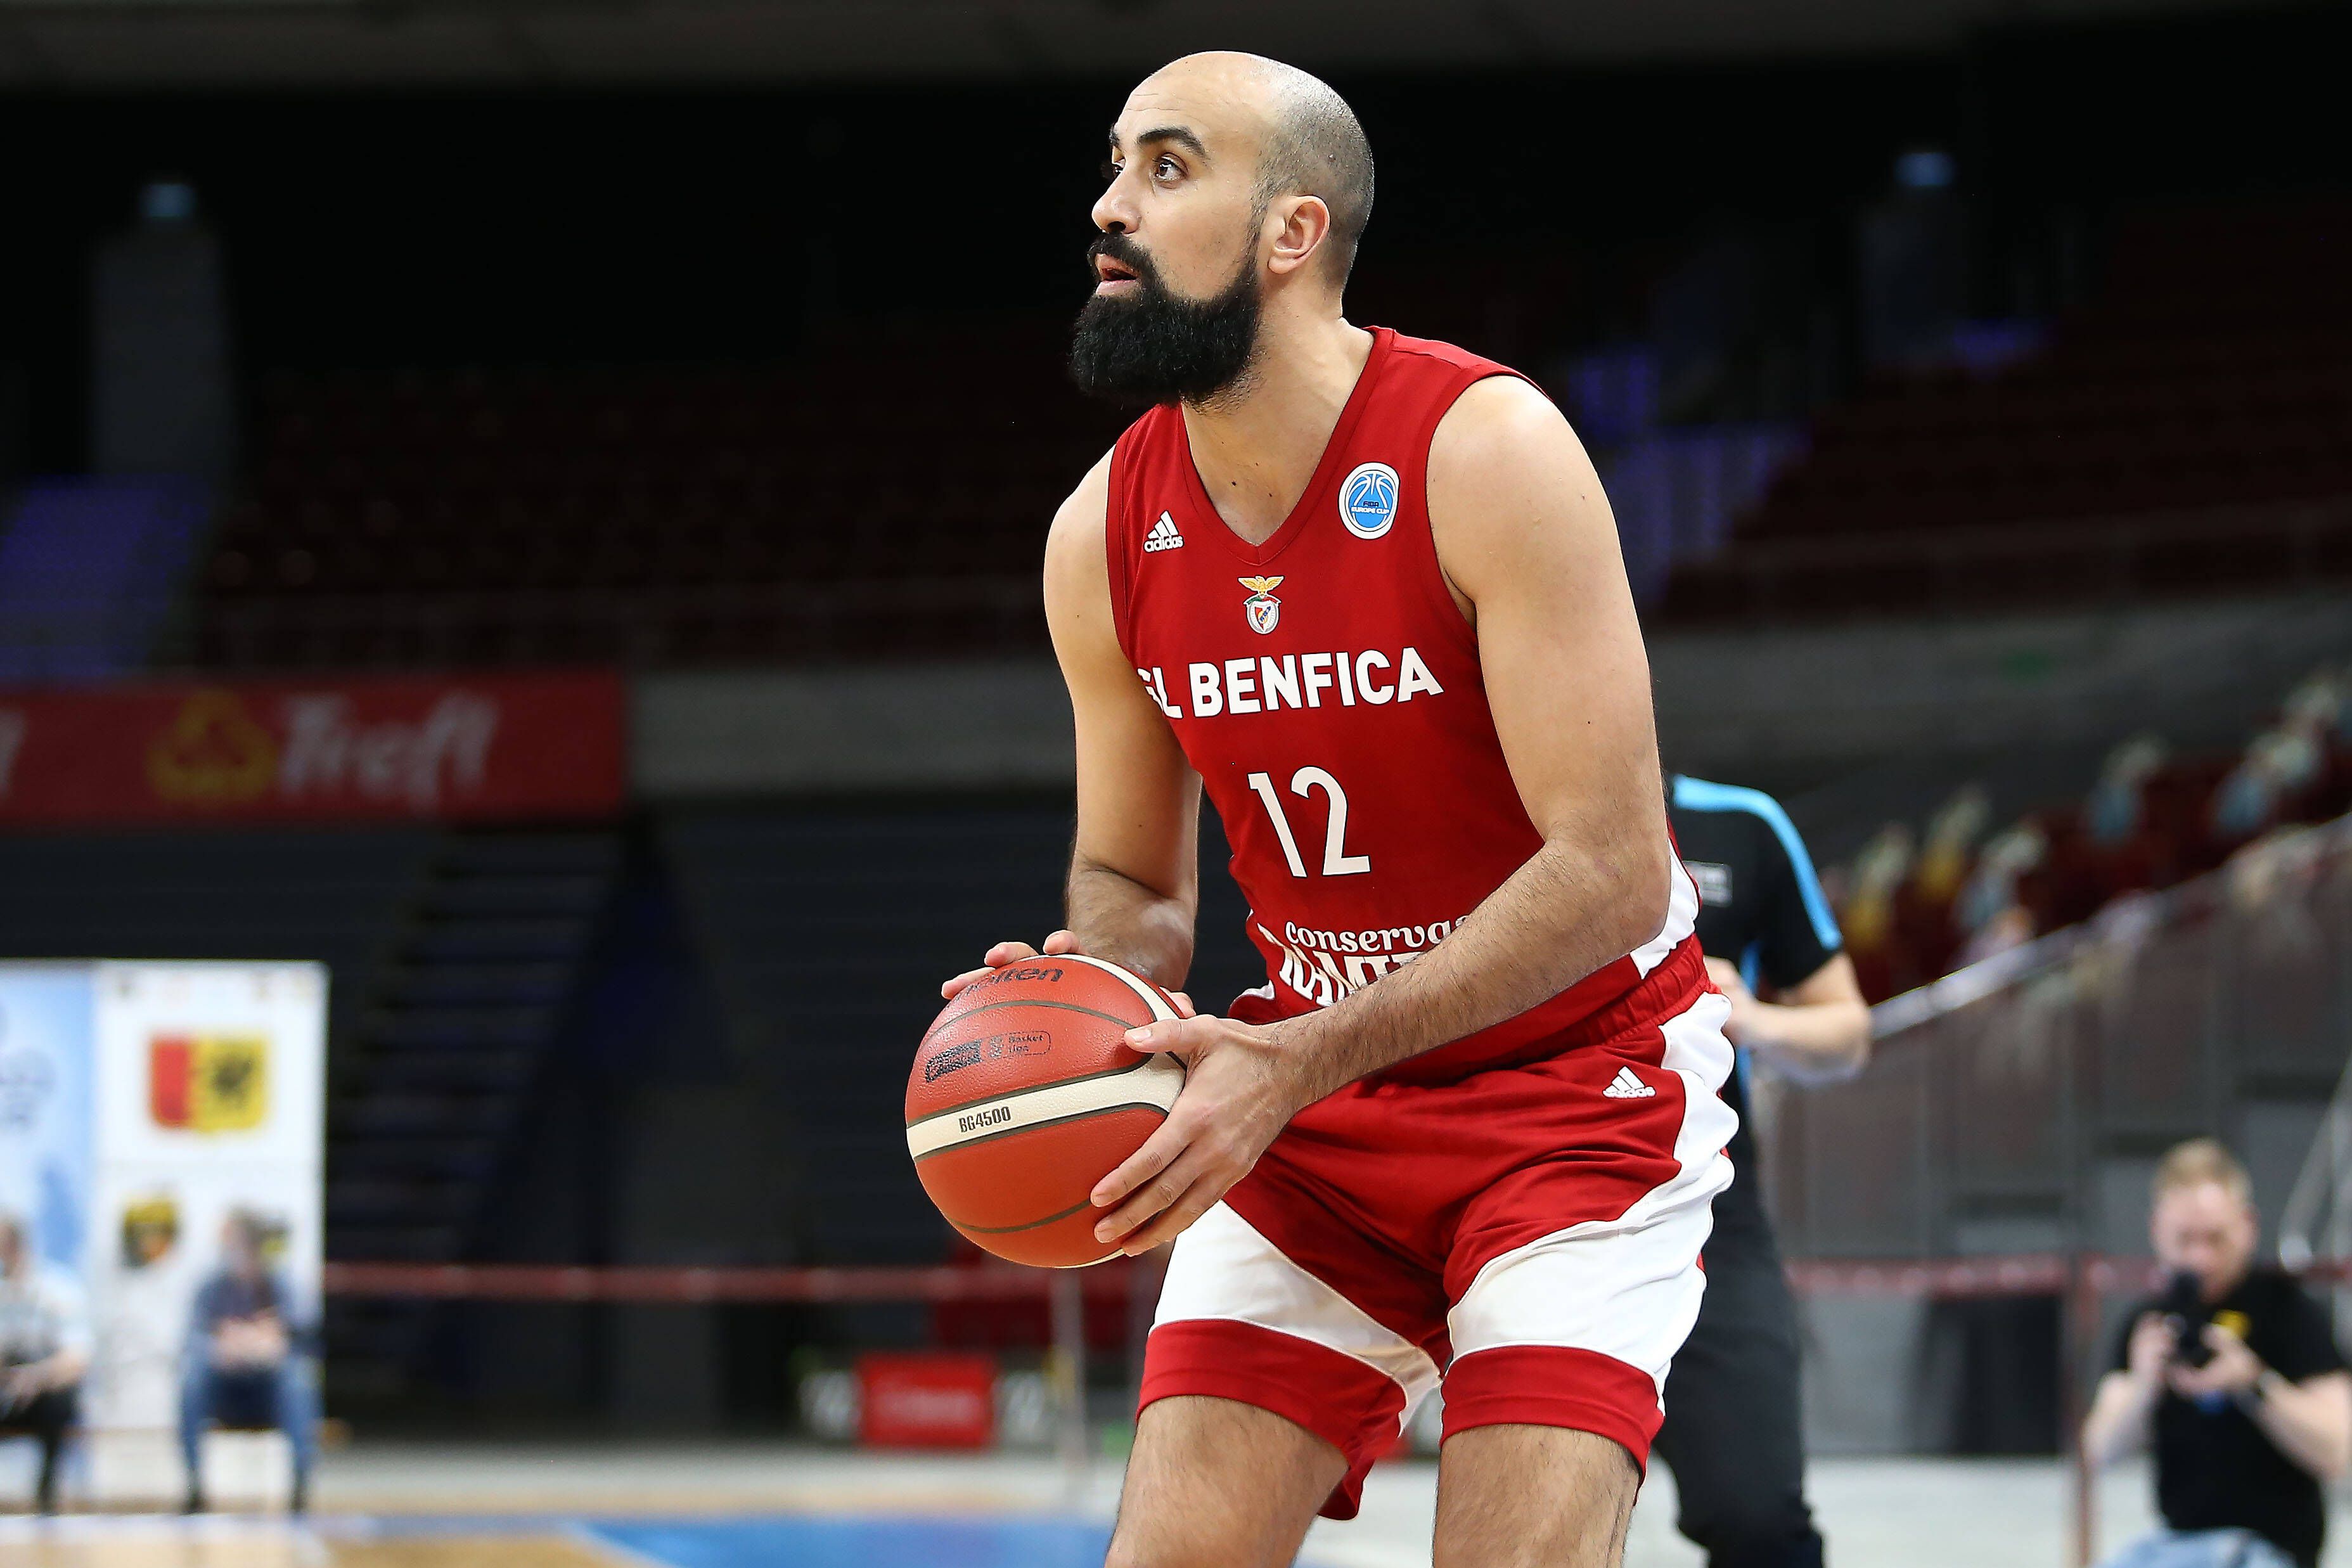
[1154,156,1181,181]
[1102,160,1122,182]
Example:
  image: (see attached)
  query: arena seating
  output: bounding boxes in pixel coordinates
[0,479,211,680]
[325,828,620,1396]
[0,827,435,1043]
[184,202,2350,664]
[1835,669,2352,1001]
[195,323,1121,669]
[1661,200,2352,621]
[657,806,1079,1264]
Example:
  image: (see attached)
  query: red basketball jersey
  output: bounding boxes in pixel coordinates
[1105,327,1702,1084]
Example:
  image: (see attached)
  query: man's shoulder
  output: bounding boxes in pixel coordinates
[1378,328,1526,378]
[1671,777,1799,859]
[2237,1264,2330,1318]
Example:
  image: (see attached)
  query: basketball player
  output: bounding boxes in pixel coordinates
[942,53,1735,1567]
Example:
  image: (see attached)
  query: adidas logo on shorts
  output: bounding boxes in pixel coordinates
[1602,1067,1655,1100]
[1143,512,1185,553]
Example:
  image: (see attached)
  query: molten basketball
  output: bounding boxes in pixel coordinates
[905,953,1186,1268]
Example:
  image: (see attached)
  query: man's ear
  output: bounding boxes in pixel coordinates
[1265,194,1335,279]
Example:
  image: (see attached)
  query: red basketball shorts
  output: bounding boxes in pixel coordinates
[1137,984,1737,1519]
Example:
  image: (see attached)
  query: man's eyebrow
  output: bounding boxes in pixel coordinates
[1108,124,1210,163]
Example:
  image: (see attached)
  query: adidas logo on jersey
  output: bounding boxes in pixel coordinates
[1143,513,1185,553]
[1602,1067,1655,1100]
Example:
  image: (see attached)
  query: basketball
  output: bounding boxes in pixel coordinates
[904,953,1187,1268]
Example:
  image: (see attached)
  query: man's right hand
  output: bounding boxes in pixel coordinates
[939,930,1193,1015]
[940,930,1088,1001]
[2127,1311,2177,1389]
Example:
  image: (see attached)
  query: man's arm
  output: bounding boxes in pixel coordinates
[2244,1370,2352,1481]
[2082,1372,2160,1467]
[10,1275,92,1398]
[2168,1320,2352,1481]
[1708,953,1872,1084]
[1091,376,1677,1251]
[2083,1311,2173,1467]
[940,453,1204,1002]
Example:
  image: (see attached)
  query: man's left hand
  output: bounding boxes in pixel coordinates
[1704,956,1765,1044]
[1087,1013,1310,1256]
[2168,1323,2266,1401]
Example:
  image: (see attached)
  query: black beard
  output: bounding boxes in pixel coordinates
[1069,235,1262,408]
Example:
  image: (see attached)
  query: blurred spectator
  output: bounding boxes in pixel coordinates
[179,1211,316,1514]
[2211,730,2322,843]
[1837,823,1913,957]
[2083,1141,2351,1568]
[1955,820,2045,952]
[2088,736,2169,847]
[2278,669,2341,743]
[1913,785,1989,904]
[0,1212,89,1513]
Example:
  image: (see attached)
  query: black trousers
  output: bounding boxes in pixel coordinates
[1652,1176,1825,1568]
[0,1385,77,1510]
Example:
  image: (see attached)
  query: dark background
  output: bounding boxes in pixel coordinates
[4,4,2344,473]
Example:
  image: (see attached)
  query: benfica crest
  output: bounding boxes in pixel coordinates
[1239,576,1284,634]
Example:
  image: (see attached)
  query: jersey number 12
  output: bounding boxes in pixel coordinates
[1247,768,1371,878]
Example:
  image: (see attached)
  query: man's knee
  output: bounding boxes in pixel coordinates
[1435,1425,1640,1568]
[1108,1396,1344,1568]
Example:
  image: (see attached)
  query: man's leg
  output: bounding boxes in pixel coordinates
[179,1361,213,1510]
[1652,1213,1822,1568]
[272,1360,319,1510]
[29,1389,74,1513]
[1105,1394,1347,1568]
[1432,1020,1734,1568]
[1434,1424,1638,1568]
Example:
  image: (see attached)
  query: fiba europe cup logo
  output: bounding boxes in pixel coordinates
[1339,461,1400,539]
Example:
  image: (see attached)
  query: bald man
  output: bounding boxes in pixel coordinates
[941,54,1733,1567]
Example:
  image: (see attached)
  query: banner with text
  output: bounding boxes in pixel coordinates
[0,670,624,824]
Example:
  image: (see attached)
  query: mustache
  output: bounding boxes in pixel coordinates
[1086,231,1163,290]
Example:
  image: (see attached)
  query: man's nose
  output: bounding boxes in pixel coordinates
[1092,176,1137,236]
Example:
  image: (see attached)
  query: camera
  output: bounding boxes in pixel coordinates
[2159,1269,2216,1370]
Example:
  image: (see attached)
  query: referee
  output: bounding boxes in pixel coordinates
[1657,774,1873,1568]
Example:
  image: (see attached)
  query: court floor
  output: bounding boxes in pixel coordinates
[0,1446,2345,1567]
[0,1515,1120,1568]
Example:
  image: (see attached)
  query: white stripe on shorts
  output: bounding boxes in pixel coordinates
[1155,1202,1441,1416]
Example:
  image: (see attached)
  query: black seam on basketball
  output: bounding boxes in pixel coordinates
[938,997,1145,1034]
[942,1196,1101,1236]
[911,1102,1171,1161]
[908,1032,1165,1125]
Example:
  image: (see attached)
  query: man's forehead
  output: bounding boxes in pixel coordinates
[1112,70,1269,152]
[2157,1182,2246,1220]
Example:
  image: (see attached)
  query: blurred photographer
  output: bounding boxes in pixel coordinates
[2083,1140,2351,1568]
